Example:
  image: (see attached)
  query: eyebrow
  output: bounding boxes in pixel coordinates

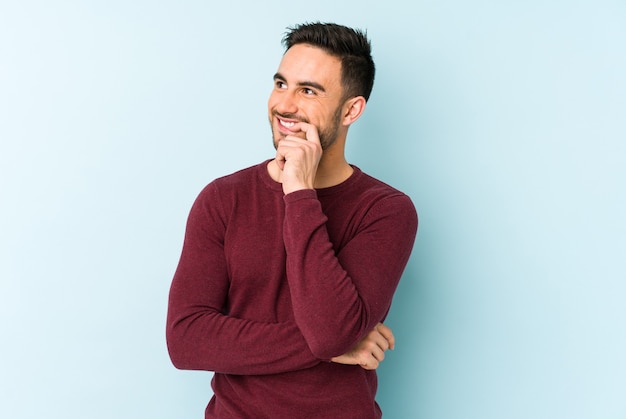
[273,72,326,93]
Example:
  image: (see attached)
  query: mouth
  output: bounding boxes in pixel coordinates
[276,116,299,132]
[278,118,297,129]
[272,111,307,134]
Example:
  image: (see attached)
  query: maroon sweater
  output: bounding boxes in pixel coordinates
[167,160,418,418]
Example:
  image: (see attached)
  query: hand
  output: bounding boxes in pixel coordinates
[275,122,323,195]
[331,323,395,370]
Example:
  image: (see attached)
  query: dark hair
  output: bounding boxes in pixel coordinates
[282,22,375,101]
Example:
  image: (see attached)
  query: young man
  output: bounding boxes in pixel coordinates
[167,22,418,418]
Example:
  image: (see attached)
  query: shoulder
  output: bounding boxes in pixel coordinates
[212,162,261,188]
[188,161,270,220]
[196,161,268,199]
[352,169,418,227]
[355,169,415,206]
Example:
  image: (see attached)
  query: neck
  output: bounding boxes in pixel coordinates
[313,152,353,188]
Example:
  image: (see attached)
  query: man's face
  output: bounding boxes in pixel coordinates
[268,44,346,151]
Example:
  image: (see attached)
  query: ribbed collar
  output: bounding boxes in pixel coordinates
[257,159,362,196]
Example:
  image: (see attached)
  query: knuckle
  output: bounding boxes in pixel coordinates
[355,348,370,359]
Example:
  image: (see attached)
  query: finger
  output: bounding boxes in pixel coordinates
[376,323,395,350]
[368,329,390,353]
[276,134,314,154]
[292,122,321,146]
[359,355,379,370]
[274,148,286,170]
[369,343,386,363]
[361,360,379,370]
[275,137,305,164]
[355,334,387,363]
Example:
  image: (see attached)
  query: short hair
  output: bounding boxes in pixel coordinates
[282,22,376,101]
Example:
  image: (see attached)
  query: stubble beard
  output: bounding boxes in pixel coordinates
[270,107,343,152]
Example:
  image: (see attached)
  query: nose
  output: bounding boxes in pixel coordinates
[273,89,298,115]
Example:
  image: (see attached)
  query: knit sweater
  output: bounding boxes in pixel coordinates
[166,160,418,418]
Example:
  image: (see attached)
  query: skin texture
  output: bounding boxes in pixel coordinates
[331,323,396,370]
[267,44,365,193]
[266,43,393,369]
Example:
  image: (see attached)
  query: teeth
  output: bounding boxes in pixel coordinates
[280,119,295,128]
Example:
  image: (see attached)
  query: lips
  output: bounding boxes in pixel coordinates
[279,118,296,129]
[276,116,301,134]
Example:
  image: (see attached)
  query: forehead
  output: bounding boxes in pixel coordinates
[277,44,342,86]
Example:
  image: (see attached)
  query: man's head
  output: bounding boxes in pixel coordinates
[268,23,374,151]
[282,22,375,102]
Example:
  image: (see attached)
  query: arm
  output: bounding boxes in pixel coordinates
[275,123,417,360]
[166,183,320,375]
[283,190,417,359]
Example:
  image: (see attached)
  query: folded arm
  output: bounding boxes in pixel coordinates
[166,185,320,375]
[283,190,417,360]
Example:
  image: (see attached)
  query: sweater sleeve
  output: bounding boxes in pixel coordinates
[282,188,418,360]
[166,184,320,375]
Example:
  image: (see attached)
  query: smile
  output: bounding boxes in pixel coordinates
[279,119,296,128]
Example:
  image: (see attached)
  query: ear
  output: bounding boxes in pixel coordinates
[341,96,367,127]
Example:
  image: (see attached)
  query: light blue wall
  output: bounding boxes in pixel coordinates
[1,1,624,418]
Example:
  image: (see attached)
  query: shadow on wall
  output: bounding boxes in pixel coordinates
[346,54,448,417]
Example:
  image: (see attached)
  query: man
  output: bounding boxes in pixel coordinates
[167,22,418,418]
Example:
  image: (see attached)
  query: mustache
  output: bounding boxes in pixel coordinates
[272,111,309,124]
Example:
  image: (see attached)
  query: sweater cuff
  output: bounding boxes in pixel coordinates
[283,188,317,203]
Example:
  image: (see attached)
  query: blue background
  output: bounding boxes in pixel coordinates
[1,1,624,418]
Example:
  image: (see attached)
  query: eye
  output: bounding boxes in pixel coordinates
[302,87,316,96]
[275,80,287,89]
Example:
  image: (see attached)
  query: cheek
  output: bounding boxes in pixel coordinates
[267,90,279,109]
[317,110,335,127]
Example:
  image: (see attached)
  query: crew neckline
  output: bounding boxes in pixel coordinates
[258,159,362,196]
